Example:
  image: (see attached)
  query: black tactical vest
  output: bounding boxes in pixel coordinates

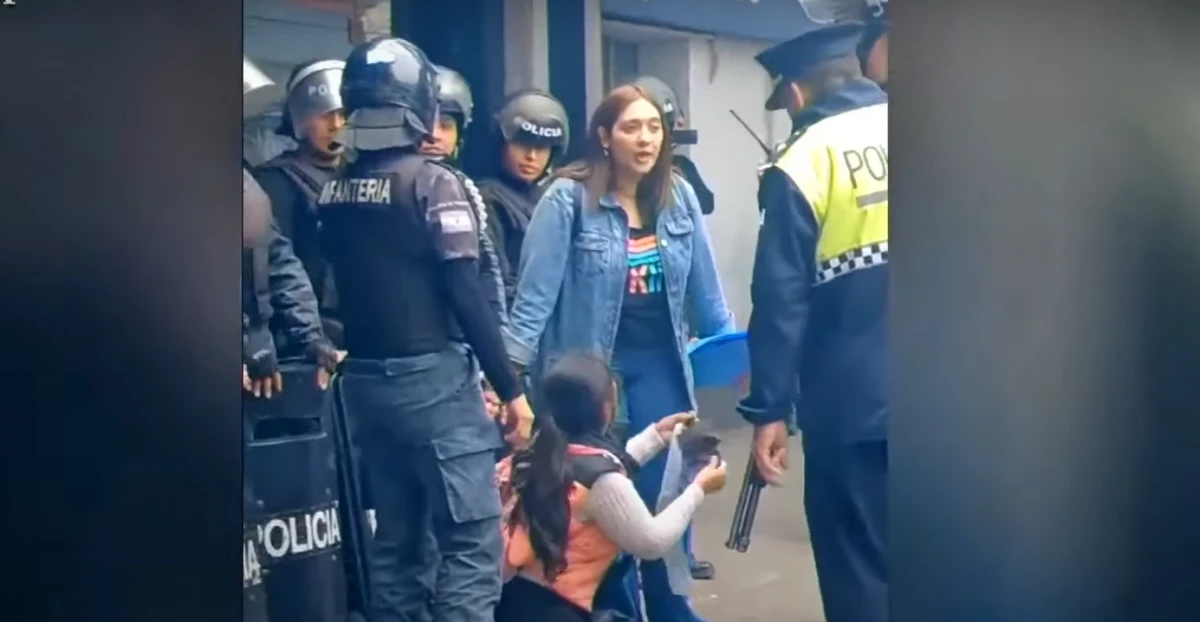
[257,152,340,315]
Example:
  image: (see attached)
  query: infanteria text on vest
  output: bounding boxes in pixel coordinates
[319,177,394,205]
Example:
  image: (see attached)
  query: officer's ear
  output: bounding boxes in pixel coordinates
[788,82,807,111]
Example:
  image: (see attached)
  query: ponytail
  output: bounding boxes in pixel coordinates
[510,413,572,581]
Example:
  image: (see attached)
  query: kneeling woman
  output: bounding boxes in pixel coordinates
[495,354,727,622]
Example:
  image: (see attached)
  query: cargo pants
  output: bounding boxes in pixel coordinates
[338,343,504,622]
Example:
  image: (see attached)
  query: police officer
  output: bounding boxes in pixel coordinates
[255,59,347,349]
[416,64,506,323]
[241,173,340,399]
[419,65,472,164]
[631,76,716,216]
[859,1,889,90]
[318,38,534,622]
[736,23,888,622]
[475,89,570,308]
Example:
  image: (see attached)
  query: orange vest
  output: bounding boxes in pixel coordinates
[495,445,624,612]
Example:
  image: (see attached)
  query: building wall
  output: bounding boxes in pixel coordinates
[683,36,791,326]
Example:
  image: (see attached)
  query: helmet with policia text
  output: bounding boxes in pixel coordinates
[243,58,278,119]
[632,76,697,146]
[495,89,570,157]
[434,65,474,130]
[276,59,345,140]
[337,38,440,151]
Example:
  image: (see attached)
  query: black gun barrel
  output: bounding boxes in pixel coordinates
[725,452,766,553]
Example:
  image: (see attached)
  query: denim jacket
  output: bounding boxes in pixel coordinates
[502,176,736,403]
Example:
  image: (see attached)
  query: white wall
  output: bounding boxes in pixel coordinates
[683,36,790,327]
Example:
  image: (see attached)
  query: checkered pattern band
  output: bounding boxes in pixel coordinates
[815,242,888,285]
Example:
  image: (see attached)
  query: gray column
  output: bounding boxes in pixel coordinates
[503,0,550,92]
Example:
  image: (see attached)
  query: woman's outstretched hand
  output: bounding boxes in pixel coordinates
[654,411,698,437]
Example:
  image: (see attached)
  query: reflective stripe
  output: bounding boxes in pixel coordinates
[773,103,889,272]
[815,241,888,285]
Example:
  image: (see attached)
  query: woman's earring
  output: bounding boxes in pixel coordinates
[603,146,610,157]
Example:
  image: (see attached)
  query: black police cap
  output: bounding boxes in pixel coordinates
[755,22,865,110]
[755,22,866,80]
[862,2,888,47]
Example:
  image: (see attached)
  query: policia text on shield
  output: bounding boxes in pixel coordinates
[734,20,889,622]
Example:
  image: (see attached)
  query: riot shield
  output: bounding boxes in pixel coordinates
[329,376,375,622]
[244,361,348,622]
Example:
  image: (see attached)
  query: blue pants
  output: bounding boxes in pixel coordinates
[339,344,504,622]
[803,437,888,622]
[601,347,706,622]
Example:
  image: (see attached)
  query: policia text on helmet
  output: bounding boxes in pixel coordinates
[277,60,348,161]
[493,89,570,184]
[419,65,473,163]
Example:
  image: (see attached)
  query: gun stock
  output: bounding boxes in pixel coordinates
[725,451,767,553]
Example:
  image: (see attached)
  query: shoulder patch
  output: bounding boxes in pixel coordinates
[424,159,489,234]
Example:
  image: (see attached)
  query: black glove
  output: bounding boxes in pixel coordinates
[244,327,279,380]
[306,338,341,374]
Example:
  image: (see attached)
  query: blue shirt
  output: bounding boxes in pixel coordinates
[502,176,736,403]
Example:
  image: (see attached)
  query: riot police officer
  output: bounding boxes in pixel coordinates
[417,64,506,324]
[419,65,472,164]
[737,22,889,622]
[255,59,347,349]
[318,37,534,622]
[631,76,716,216]
[241,172,339,399]
[475,89,570,307]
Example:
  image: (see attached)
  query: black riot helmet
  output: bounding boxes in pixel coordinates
[337,38,440,152]
[434,65,473,130]
[276,59,345,140]
[632,76,697,146]
[495,89,570,158]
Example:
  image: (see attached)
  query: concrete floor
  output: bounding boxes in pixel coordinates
[684,426,825,622]
[684,389,827,622]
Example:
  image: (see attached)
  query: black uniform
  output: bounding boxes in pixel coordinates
[738,24,889,622]
[322,37,522,622]
[255,155,342,348]
[241,219,329,380]
[430,65,507,323]
[477,171,539,307]
[255,59,348,349]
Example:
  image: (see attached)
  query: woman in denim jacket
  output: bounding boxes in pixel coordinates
[502,84,735,622]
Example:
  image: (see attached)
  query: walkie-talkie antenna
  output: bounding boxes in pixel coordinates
[729,110,771,158]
